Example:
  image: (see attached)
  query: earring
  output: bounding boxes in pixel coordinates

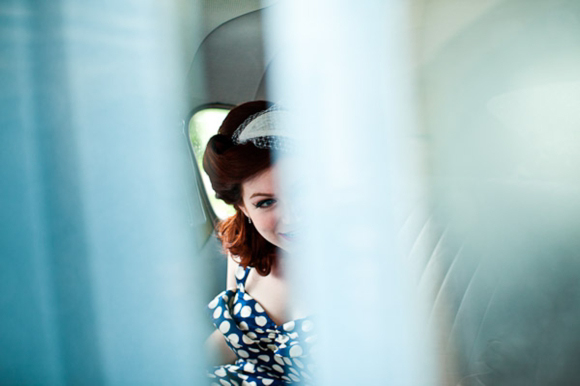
[247,217,252,224]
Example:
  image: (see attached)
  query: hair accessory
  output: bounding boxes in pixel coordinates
[231,105,294,151]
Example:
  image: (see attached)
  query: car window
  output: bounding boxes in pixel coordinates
[189,107,235,219]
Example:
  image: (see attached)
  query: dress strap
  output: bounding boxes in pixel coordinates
[235,265,251,291]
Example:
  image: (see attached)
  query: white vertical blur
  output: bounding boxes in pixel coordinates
[264,2,437,385]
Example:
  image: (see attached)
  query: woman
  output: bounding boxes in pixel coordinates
[203,101,315,385]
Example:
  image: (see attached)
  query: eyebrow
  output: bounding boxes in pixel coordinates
[249,193,274,199]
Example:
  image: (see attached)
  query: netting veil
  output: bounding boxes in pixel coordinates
[231,105,293,151]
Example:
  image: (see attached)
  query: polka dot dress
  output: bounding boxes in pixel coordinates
[207,266,316,385]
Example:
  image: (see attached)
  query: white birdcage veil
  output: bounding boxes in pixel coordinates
[231,105,294,151]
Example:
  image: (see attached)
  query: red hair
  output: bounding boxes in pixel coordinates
[202,101,276,276]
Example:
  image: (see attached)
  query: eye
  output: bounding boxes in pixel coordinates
[254,198,276,208]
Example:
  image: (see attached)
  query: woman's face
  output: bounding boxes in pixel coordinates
[239,163,297,251]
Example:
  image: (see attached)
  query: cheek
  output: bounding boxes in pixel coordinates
[253,211,279,233]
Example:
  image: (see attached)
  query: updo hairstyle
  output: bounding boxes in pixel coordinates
[203,101,276,276]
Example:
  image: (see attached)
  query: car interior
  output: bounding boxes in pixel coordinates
[188,1,580,385]
[2,0,580,385]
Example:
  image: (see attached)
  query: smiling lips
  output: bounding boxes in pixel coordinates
[279,232,296,241]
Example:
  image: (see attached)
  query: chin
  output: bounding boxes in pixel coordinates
[268,239,288,252]
[276,241,292,253]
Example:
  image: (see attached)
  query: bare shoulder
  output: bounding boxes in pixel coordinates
[225,252,241,290]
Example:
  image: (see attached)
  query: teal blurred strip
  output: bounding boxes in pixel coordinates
[0,1,208,384]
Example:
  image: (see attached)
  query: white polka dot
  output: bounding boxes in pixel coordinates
[276,335,289,343]
[288,332,298,339]
[248,347,260,353]
[213,307,222,319]
[219,321,230,334]
[261,338,272,343]
[236,266,245,279]
[305,335,316,343]
[301,320,313,332]
[243,293,252,300]
[233,303,242,314]
[254,303,264,313]
[255,316,267,327]
[281,376,291,382]
[223,309,231,319]
[272,364,284,373]
[294,358,304,368]
[237,349,249,358]
[228,334,239,345]
[242,334,254,345]
[243,362,255,373]
[241,381,256,386]
[255,328,264,334]
[214,367,227,377]
[274,356,285,366]
[262,379,274,385]
[289,367,299,375]
[220,379,231,386]
[208,296,220,309]
[231,380,239,386]
[289,344,303,357]
[247,332,257,339]
[240,306,252,318]
[283,357,292,366]
[238,373,249,380]
[289,373,300,382]
[239,322,249,331]
[223,294,229,302]
[267,344,278,351]
[258,354,270,362]
[283,321,295,331]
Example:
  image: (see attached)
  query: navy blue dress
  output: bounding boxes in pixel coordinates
[207,265,316,385]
